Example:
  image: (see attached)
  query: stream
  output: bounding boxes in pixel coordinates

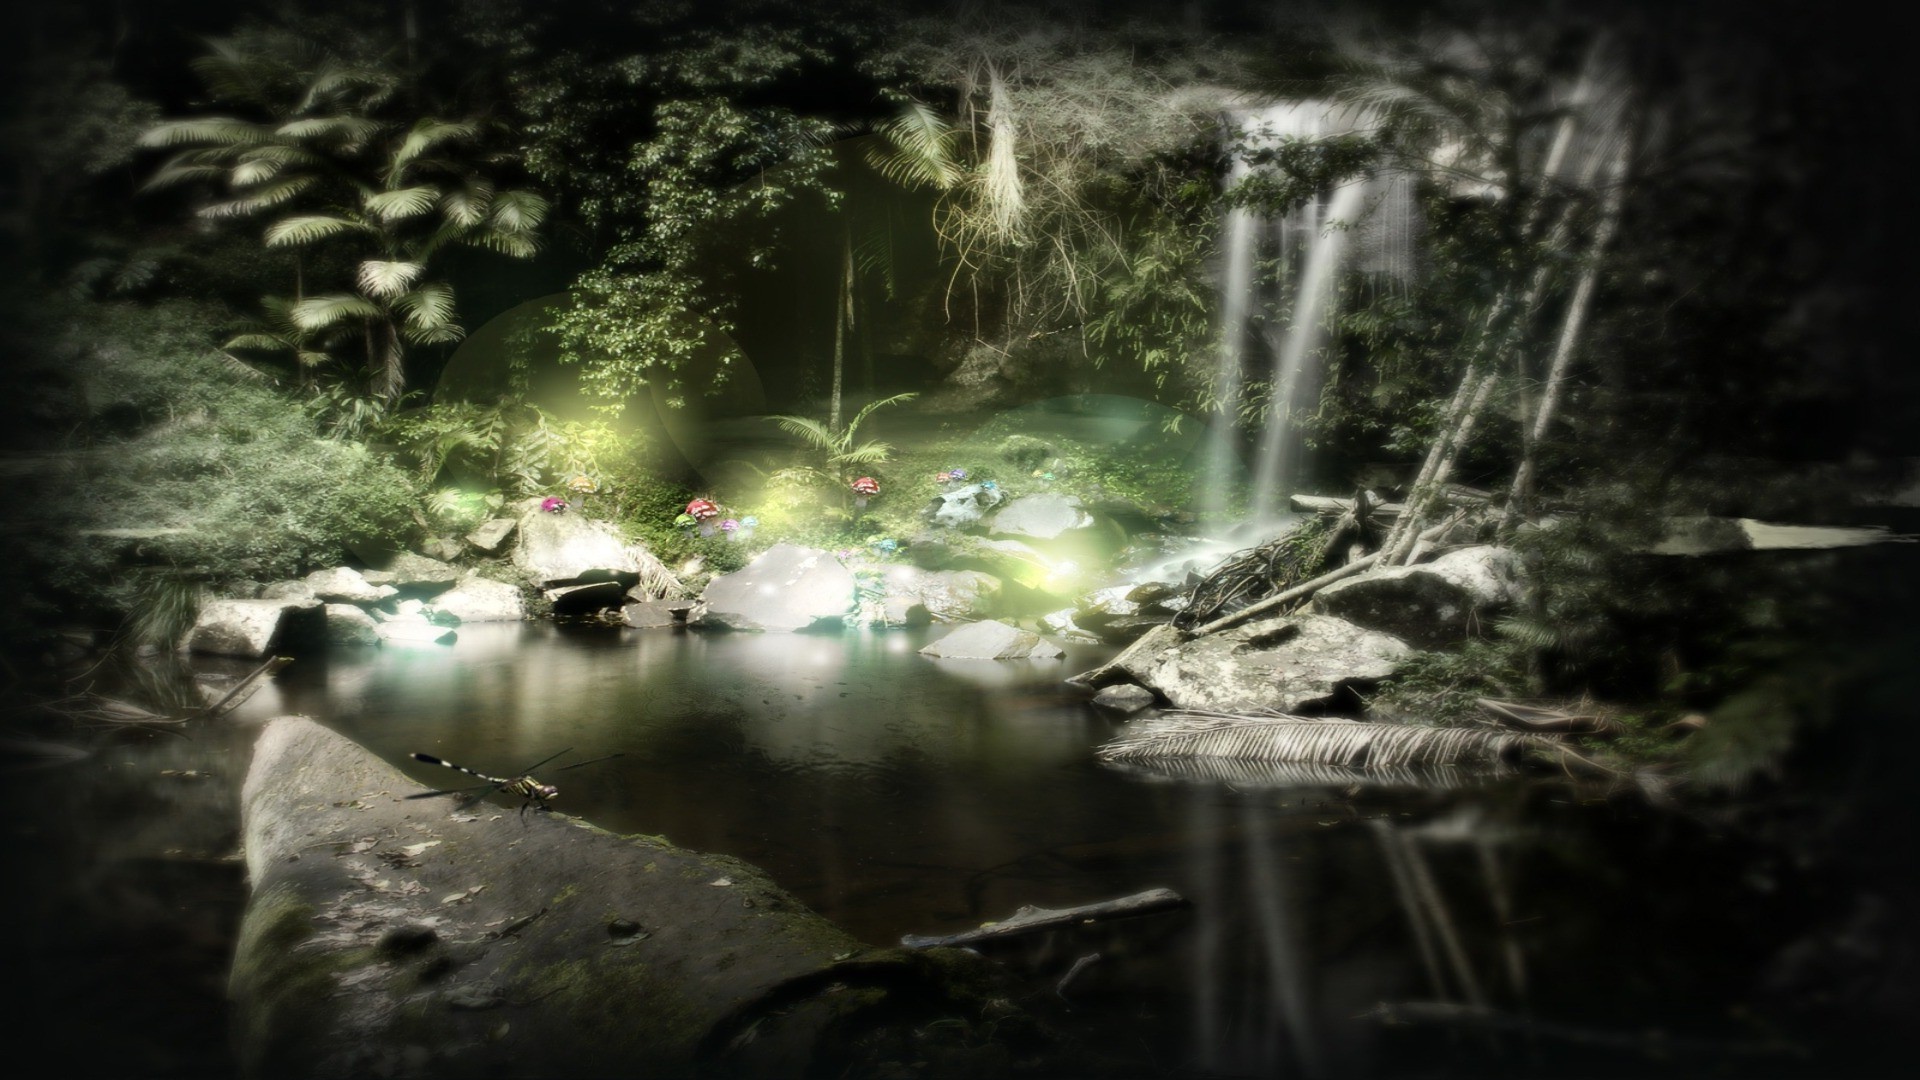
[10,620,1907,1078]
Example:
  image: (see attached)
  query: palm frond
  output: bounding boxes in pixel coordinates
[290,293,382,331]
[1097,713,1548,769]
[390,119,480,176]
[356,259,424,299]
[395,282,456,330]
[364,185,440,221]
[832,441,895,467]
[868,101,963,190]
[769,414,839,453]
[264,213,369,247]
[199,175,316,217]
[138,117,270,148]
[488,190,550,233]
[141,161,229,191]
[276,115,383,144]
[1104,755,1492,790]
[465,229,538,258]
[845,392,919,435]
[440,181,494,227]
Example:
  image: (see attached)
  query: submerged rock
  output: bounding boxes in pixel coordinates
[621,598,694,628]
[1310,545,1524,650]
[1091,684,1158,714]
[692,543,856,632]
[1126,614,1411,713]
[919,619,1065,660]
[232,717,1052,1080]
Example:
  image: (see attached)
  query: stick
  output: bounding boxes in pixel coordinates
[203,656,293,718]
[900,888,1187,949]
[1188,512,1468,637]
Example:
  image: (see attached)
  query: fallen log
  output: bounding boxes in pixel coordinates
[901,888,1189,950]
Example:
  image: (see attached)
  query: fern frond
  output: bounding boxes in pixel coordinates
[395,282,456,330]
[769,415,838,453]
[390,119,480,176]
[276,115,384,144]
[845,392,919,434]
[868,101,963,190]
[199,175,316,217]
[139,117,270,148]
[440,181,494,227]
[487,190,550,233]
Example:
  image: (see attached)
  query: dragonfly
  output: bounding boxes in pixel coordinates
[405,748,623,820]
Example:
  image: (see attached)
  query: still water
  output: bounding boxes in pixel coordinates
[191,621,1890,1079]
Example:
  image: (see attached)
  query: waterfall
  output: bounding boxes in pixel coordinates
[1202,100,1417,528]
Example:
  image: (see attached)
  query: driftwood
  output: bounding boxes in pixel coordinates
[1290,493,1405,519]
[900,888,1189,950]
[1187,512,1470,637]
[202,655,293,718]
[1476,697,1623,736]
[1098,714,1549,771]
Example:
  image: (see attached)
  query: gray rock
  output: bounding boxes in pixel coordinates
[259,580,316,602]
[1091,684,1157,713]
[622,599,695,628]
[233,717,1051,1080]
[877,567,1004,625]
[465,518,517,553]
[323,603,382,646]
[922,483,1004,530]
[511,499,662,587]
[990,492,1094,541]
[428,576,526,623]
[1131,614,1412,713]
[305,566,399,605]
[363,552,460,594]
[1066,623,1184,688]
[185,598,324,658]
[1310,545,1525,650]
[692,543,857,632]
[919,620,1064,660]
[420,537,464,562]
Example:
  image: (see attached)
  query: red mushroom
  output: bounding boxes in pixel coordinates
[851,477,880,497]
[686,498,720,521]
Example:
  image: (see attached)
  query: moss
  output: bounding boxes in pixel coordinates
[228,882,379,1077]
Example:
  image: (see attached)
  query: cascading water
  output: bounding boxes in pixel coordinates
[1200,101,1416,529]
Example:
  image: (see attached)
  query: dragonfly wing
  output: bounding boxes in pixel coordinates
[453,784,507,812]
[555,753,625,771]
[510,747,574,776]
[405,781,495,801]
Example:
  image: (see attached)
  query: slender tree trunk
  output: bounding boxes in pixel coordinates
[376,317,406,405]
[1500,144,1631,535]
[829,224,852,433]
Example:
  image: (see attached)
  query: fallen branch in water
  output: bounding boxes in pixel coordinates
[900,888,1188,950]
[200,656,293,718]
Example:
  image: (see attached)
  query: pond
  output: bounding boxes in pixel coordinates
[106,620,1878,1079]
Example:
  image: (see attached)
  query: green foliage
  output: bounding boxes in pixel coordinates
[140,25,548,404]
[1223,133,1381,217]
[10,299,419,629]
[766,392,918,513]
[1372,638,1533,725]
[516,5,857,410]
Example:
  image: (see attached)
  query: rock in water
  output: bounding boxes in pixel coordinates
[919,620,1064,659]
[185,598,324,658]
[1131,614,1411,713]
[232,717,1060,1079]
[1310,545,1524,650]
[428,575,526,623]
[989,492,1095,541]
[323,604,381,646]
[692,543,857,632]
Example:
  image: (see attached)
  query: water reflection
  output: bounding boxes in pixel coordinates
[224,625,1859,1078]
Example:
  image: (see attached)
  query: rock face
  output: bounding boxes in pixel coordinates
[185,598,324,658]
[622,598,694,628]
[512,501,650,587]
[1091,684,1158,713]
[989,492,1094,542]
[692,543,857,632]
[1310,545,1524,650]
[545,580,624,616]
[231,717,1049,1080]
[1122,614,1411,713]
[919,620,1064,660]
[427,575,526,623]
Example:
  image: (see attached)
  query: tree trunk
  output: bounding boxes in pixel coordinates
[829,225,851,432]
[376,316,406,404]
[1501,143,1631,534]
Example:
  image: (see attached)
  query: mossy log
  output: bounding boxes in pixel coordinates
[231,718,1074,1080]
